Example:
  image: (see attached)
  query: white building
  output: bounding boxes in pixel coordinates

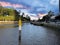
[51,16,56,19]
[30,15,39,21]
[38,13,47,19]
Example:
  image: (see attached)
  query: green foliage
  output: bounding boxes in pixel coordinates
[14,10,20,21]
[20,15,30,21]
[42,11,54,22]
[0,6,19,21]
[0,16,15,21]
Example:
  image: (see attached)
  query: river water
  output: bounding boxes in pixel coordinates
[0,24,19,45]
[21,23,60,45]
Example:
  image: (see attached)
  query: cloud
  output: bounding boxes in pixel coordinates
[0,1,29,9]
[0,1,11,7]
[30,0,44,7]
[12,4,24,8]
[0,0,59,14]
[50,0,59,5]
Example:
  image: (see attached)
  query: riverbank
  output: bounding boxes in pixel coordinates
[30,22,44,26]
[0,21,18,24]
[22,23,60,45]
[43,22,60,30]
[30,22,60,30]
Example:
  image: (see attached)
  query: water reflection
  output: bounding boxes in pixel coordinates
[22,23,60,45]
[0,24,18,29]
[0,24,19,45]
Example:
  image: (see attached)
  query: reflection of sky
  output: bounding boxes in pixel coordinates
[0,0,59,14]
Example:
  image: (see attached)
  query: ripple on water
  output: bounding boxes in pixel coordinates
[21,23,60,45]
[0,24,19,45]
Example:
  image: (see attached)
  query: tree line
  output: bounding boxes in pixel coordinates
[0,6,20,21]
[20,11,60,23]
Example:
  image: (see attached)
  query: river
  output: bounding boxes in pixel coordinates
[0,24,19,45]
[21,23,60,45]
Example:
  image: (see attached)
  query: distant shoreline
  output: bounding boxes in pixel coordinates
[30,22,60,30]
[0,21,18,24]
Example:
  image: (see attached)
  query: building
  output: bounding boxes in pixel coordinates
[30,15,39,21]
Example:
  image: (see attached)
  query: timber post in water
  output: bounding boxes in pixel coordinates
[19,19,22,30]
[19,15,21,41]
[19,14,22,30]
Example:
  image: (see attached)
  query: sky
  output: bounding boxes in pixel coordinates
[0,0,59,15]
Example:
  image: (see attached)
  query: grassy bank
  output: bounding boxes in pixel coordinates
[0,16,15,21]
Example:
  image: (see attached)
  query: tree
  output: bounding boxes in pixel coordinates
[42,11,54,22]
[14,10,20,21]
[26,15,30,21]
[42,15,49,22]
